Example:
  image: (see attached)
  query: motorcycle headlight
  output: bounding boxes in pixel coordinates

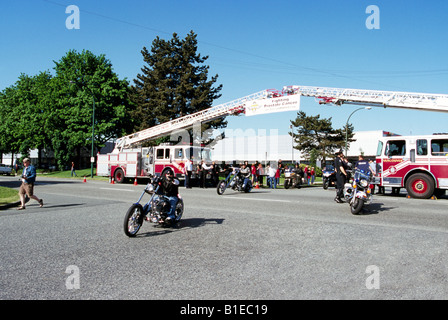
[359,179,368,188]
[146,184,154,193]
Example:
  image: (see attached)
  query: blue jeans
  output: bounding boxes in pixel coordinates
[167,196,178,219]
[268,177,277,189]
[242,178,250,189]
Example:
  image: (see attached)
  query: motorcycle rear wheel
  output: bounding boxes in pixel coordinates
[350,198,364,215]
[217,181,226,195]
[124,204,144,237]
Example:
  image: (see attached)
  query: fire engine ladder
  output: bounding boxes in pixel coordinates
[115,89,270,150]
[284,85,448,113]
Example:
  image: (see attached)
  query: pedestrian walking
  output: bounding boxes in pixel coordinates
[71,161,77,177]
[17,158,43,210]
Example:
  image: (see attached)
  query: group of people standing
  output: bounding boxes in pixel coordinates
[182,159,317,190]
[183,158,223,189]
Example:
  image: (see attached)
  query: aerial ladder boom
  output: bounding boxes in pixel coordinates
[115,85,448,151]
[115,89,271,150]
[284,85,448,113]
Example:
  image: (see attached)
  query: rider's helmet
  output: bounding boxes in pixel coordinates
[164,167,174,181]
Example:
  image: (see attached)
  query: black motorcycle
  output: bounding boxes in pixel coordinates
[322,165,337,189]
[217,168,252,195]
[124,175,184,237]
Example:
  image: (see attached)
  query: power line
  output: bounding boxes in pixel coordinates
[41,0,437,90]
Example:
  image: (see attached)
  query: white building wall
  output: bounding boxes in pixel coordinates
[211,130,391,164]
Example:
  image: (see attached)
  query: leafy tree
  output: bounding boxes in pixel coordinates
[0,86,20,157]
[0,50,132,170]
[51,49,132,169]
[130,31,224,144]
[290,111,355,167]
[0,72,53,164]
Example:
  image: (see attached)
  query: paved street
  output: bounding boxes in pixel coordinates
[0,176,447,300]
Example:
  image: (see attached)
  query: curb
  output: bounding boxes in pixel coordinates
[0,197,30,211]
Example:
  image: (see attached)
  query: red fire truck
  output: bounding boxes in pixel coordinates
[375,134,448,199]
[97,144,212,183]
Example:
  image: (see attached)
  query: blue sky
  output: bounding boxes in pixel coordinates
[2,0,448,138]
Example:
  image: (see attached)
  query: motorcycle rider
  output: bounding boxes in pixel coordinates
[239,162,252,190]
[292,163,303,185]
[160,168,180,222]
[355,155,374,174]
[334,150,348,203]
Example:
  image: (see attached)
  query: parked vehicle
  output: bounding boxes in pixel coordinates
[124,175,184,237]
[322,165,336,189]
[344,169,373,215]
[0,164,12,175]
[376,134,448,199]
[98,143,212,184]
[284,168,302,189]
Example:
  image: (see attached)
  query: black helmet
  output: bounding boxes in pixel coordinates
[164,168,174,179]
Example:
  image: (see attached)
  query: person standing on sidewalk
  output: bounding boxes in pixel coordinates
[184,157,193,188]
[334,151,347,203]
[17,158,43,210]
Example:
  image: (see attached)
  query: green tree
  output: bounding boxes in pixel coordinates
[130,31,224,144]
[0,50,131,170]
[290,111,355,167]
[0,72,53,164]
[51,49,132,169]
[0,86,21,157]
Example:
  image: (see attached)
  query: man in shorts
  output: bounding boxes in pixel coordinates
[18,158,43,210]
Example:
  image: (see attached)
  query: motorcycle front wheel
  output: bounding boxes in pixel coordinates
[323,178,329,189]
[124,204,144,237]
[350,198,364,215]
[217,181,227,195]
[284,179,290,189]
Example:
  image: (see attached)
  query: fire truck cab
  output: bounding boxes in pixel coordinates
[376,134,448,199]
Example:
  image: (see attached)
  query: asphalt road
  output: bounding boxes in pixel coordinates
[0,176,447,300]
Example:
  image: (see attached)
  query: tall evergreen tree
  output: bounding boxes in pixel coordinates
[130,31,224,144]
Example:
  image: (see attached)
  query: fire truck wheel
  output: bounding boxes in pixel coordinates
[114,168,125,184]
[405,173,434,199]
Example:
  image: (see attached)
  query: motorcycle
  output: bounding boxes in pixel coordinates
[216,168,252,195]
[124,175,184,237]
[284,169,302,189]
[322,165,337,189]
[343,169,373,215]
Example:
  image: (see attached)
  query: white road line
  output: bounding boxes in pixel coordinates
[100,187,135,192]
[222,196,292,203]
